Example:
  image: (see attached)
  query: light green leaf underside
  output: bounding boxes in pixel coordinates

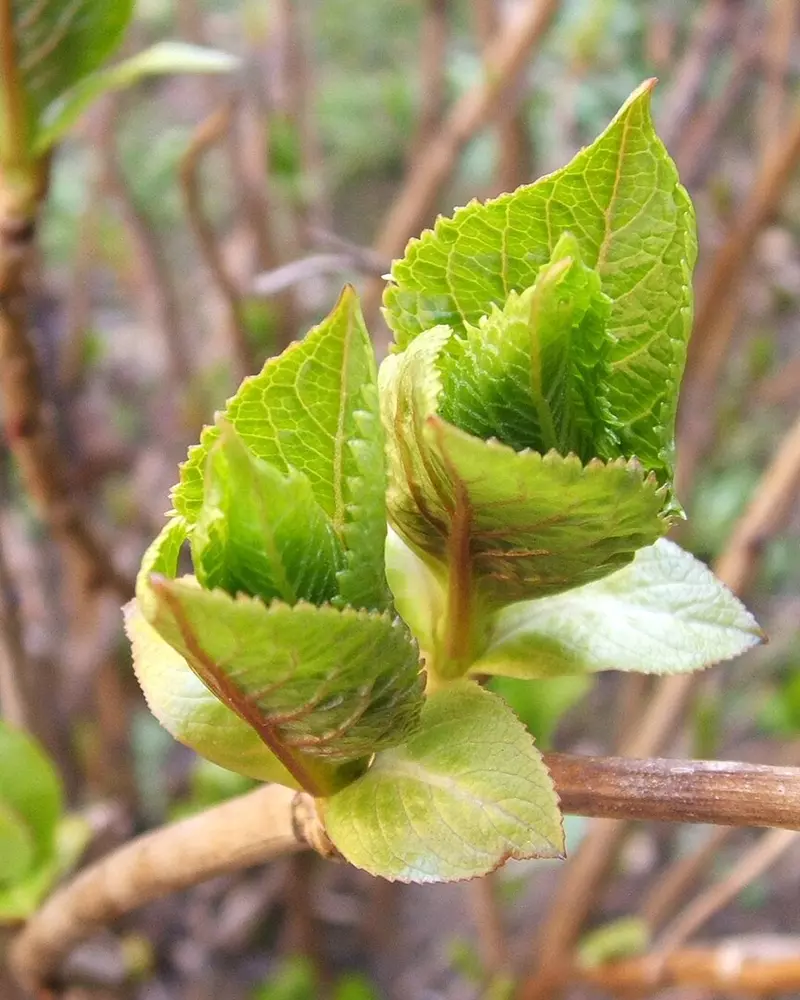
[191,425,343,606]
[384,527,445,654]
[381,327,668,610]
[125,601,299,787]
[474,539,764,679]
[12,0,133,122]
[0,802,34,884]
[173,286,389,612]
[35,42,238,152]
[0,722,62,871]
[438,232,617,463]
[140,576,423,764]
[324,682,564,883]
[384,80,697,483]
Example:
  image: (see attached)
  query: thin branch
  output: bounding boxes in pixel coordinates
[576,939,800,994]
[519,410,800,1000]
[12,753,800,994]
[409,0,449,166]
[252,252,388,297]
[469,873,510,979]
[180,100,254,381]
[9,785,329,992]
[362,0,560,321]
[654,829,798,957]
[757,0,796,152]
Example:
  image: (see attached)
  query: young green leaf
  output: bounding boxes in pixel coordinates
[438,233,618,463]
[10,0,134,132]
[35,42,239,152]
[139,574,424,791]
[384,527,445,655]
[173,286,390,612]
[130,519,299,786]
[0,802,34,885]
[473,539,764,679]
[381,326,668,670]
[384,80,697,484]
[191,424,343,606]
[323,682,564,883]
[0,723,62,872]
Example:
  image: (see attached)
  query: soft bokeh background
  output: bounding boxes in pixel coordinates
[2,1,800,997]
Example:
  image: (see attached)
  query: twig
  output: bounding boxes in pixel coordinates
[519,410,800,1000]
[654,829,799,957]
[252,252,387,297]
[12,752,800,994]
[576,942,800,994]
[9,785,329,992]
[641,826,733,931]
[0,512,38,733]
[362,0,560,321]
[469,873,510,979]
[677,99,800,493]
[180,100,254,380]
[409,0,449,166]
[757,0,796,152]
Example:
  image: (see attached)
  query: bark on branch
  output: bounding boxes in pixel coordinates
[11,753,800,993]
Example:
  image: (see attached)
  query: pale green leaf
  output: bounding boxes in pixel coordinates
[438,232,618,463]
[139,575,424,782]
[381,326,668,669]
[384,527,445,654]
[11,0,133,127]
[384,81,697,483]
[35,42,238,152]
[0,802,34,885]
[191,424,343,606]
[125,601,299,787]
[173,286,390,612]
[0,722,62,868]
[323,682,564,883]
[473,539,764,679]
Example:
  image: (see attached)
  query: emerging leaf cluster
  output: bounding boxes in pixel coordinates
[129,83,762,884]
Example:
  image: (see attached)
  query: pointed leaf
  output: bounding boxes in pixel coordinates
[191,424,343,606]
[173,286,390,611]
[323,683,564,883]
[438,232,618,463]
[35,42,238,152]
[381,327,668,668]
[384,81,697,483]
[125,601,299,787]
[473,539,764,679]
[139,576,424,778]
[10,0,133,131]
[0,722,62,867]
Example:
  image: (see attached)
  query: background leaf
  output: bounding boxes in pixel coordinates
[35,41,238,151]
[0,802,35,884]
[384,80,697,484]
[173,286,390,612]
[324,682,564,883]
[474,539,764,678]
[140,576,423,776]
[11,0,133,127]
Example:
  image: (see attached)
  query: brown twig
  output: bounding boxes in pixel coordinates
[9,785,328,992]
[469,873,510,979]
[757,0,796,153]
[409,0,449,166]
[677,99,800,493]
[519,410,800,1000]
[13,752,800,994]
[362,0,560,321]
[576,942,800,995]
[180,100,254,380]
[654,829,799,958]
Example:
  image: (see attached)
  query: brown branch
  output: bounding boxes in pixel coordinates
[519,410,800,1000]
[757,0,796,152]
[180,100,254,381]
[362,0,560,321]
[469,873,510,979]
[12,752,800,994]
[576,944,800,995]
[409,0,449,166]
[9,785,330,993]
